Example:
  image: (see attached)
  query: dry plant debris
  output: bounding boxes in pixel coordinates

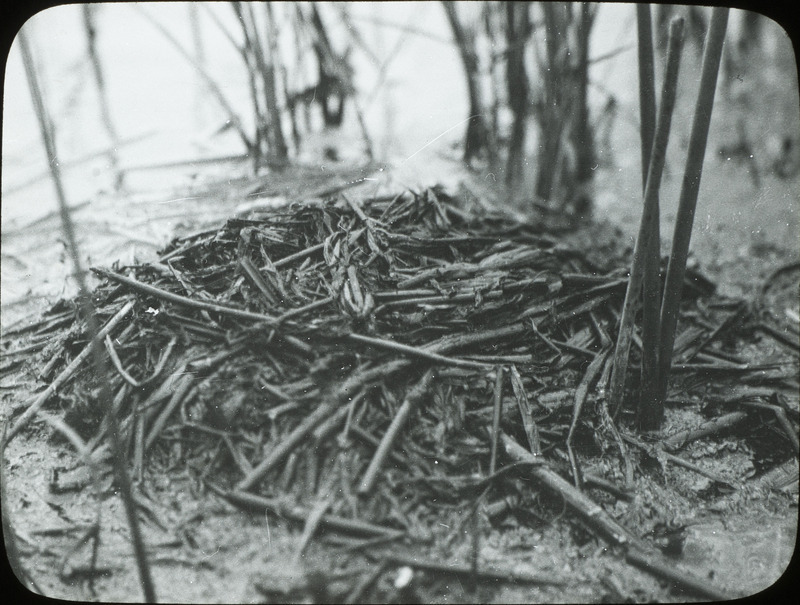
[3,186,798,601]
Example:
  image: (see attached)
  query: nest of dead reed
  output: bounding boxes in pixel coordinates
[5,185,797,600]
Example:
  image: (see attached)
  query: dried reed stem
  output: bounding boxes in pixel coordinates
[608,17,684,426]
[357,370,434,494]
[636,5,657,187]
[639,7,666,430]
[489,365,505,474]
[636,6,659,405]
[657,8,730,406]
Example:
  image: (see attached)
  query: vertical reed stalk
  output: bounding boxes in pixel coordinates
[571,2,596,200]
[263,2,289,161]
[608,18,685,422]
[657,8,729,405]
[442,0,491,163]
[505,1,530,194]
[240,3,272,162]
[231,2,266,167]
[636,5,657,186]
[637,5,663,430]
[17,28,156,602]
[531,3,596,209]
[535,2,565,202]
[82,5,124,190]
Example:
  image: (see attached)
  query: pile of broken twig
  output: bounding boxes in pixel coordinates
[4,186,798,601]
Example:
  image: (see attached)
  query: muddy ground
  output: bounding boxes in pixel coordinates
[2,28,800,605]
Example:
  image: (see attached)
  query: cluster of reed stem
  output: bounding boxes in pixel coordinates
[609,6,730,430]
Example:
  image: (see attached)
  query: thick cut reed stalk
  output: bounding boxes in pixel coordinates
[17,29,156,602]
[638,5,663,430]
[608,18,685,424]
[657,8,730,405]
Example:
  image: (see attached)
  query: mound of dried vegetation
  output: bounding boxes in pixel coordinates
[3,186,797,602]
